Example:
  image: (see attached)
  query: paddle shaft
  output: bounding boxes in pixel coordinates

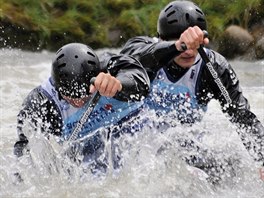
[180,31,232,104]
[67,77,100,141]
[197,46,232,104]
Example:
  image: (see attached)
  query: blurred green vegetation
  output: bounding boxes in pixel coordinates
[0,0,263,51]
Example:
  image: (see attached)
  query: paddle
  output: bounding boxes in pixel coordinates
[67,77,101,141]
[181,31,232,104]
[198,34,264,182]
[13,77,101,182]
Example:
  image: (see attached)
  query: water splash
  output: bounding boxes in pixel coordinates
[0,49,264,197]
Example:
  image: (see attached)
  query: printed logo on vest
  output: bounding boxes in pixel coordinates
[104,104,113,110]
[190,69,195,79]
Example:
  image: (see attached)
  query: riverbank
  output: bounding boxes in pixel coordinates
[0,0,263,60]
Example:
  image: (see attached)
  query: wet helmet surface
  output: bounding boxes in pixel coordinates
[157,0,207,40]
[51,43,101,98]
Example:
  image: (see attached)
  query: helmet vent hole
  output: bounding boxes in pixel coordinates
[185,13,190,21]
[56,48,63,55]
[165,5,172,12]
[168,19,178,24]
[87,51,95,57]
[167,10,175,17]
[196,9,204,15]
[58,63,66,68]
[197,17,205,22]
[88,61,96,65]
[75,55,78,58]
[57,54,64,61]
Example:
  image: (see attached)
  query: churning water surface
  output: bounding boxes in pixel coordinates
[0,48,263,198]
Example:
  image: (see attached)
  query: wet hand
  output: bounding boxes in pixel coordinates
[175,26,209,51]
[89,72,122,97]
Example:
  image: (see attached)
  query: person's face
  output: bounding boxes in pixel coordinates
[62,95,92,108]
[174,48,198,69]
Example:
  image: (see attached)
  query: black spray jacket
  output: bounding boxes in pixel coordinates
[120,36,264,164]
[14,53,150,158]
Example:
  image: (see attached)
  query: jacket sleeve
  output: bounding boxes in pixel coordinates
[208,50,264,164]
[120,36,182,81]
[14,86,62,157]
[100,52,150,102]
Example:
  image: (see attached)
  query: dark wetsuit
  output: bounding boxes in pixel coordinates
[14,52,150,170]
[120,36,264,183]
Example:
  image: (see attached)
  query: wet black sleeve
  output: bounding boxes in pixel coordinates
[14,86,62,157]
[206,50,264,164]
[99,52,150,102]
[120,36,182,81]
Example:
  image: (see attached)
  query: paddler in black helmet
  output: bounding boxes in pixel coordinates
[14,42,150,174]
[120,0,264,184]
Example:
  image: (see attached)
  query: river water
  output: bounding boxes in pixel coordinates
[0,48,263,198]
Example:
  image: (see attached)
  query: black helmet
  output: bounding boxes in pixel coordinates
[157,0,207,40]
[51,43,101,98]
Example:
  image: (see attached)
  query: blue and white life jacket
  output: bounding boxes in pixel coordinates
[145,55,207,123]
[41,78,143,140]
